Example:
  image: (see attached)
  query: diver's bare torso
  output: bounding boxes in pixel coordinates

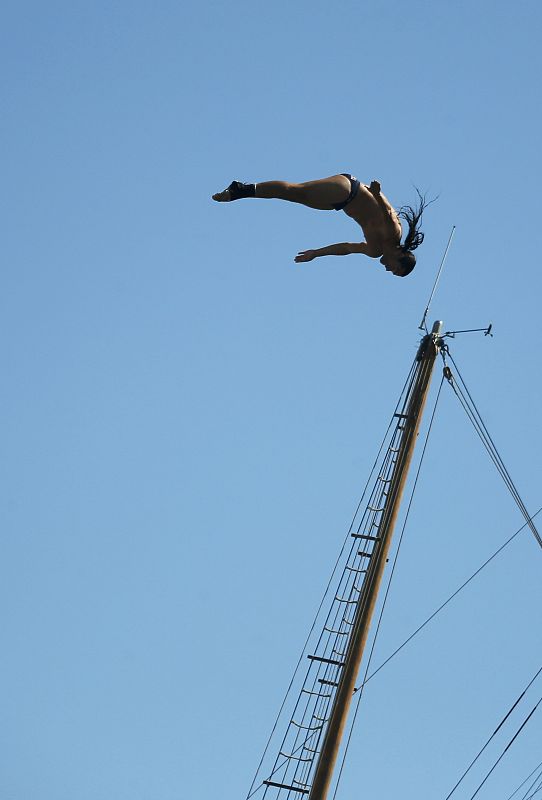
[344,183,403,257]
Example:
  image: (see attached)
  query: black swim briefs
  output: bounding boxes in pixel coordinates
[333,173,361,211]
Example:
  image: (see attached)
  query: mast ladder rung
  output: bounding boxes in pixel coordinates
[334,595,357,604]
[308,654,345,667]
[301,687,332,698]
[357,550,373,558]
[394,412,410,419]
[367,505,385,513]
[303,746,319,754]
[263,781,309,795]
[318,678,339,687]
[323,626,349,635]
[291,719,323,731]
[351,533,380,541]
[313,714,329,722]
[345,564,367,574]
[278,751,312,763]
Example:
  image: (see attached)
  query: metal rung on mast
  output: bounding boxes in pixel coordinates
[308,655,345,667]
[263,781,309,794]
[357,551,373,558]
[345,565,367,574]
[351,533,380,541]
[318,678,339,687]
[323,626,349,635]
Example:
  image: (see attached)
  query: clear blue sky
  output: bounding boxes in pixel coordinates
[1,2,541,799]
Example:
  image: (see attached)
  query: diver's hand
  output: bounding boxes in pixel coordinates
[369,180,381,195]
[295,250,317,263]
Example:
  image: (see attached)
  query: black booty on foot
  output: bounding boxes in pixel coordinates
[227,181,256,200]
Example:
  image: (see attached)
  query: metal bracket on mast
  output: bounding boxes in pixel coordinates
[442,323,493,338]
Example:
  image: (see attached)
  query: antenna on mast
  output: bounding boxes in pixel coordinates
[419,225,456,333]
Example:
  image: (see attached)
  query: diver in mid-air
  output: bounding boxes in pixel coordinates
[213,174,429,277]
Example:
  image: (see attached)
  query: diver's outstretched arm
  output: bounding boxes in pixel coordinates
[295,242,376,262]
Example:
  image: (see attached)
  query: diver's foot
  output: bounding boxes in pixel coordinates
[212,188,232,201]
[212,181,256,202]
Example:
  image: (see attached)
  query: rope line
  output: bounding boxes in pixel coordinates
[466,696,542,800]
[358,506,541,684]
[444,665,542,800]
[444,351,542,549]
[524,776,542,800]
[504,760,542,800]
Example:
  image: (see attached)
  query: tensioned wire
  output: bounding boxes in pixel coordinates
[524,775,542,800]
[444,665,542,800]
[445,351,542,549]
[505,762,542,800]
[363,506,541,685]
[246,358,420,800]
[465,695,542,800]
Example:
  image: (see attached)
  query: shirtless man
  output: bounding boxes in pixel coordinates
[212,174,427,277]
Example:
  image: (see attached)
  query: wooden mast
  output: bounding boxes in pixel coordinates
[308,321,444,800]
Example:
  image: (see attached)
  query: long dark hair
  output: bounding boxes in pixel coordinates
[394,188,436,276]
[398,188,430,253]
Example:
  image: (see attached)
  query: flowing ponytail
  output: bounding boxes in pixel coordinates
[398,188,431,253]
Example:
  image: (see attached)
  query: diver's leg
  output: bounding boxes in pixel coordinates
[213,175,351,210]
[257,175,351,210]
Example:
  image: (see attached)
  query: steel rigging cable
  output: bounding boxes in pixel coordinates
[442,350,542,549]
[504,760,542,800]
[444,666,542,800]
[466,695,541,800]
